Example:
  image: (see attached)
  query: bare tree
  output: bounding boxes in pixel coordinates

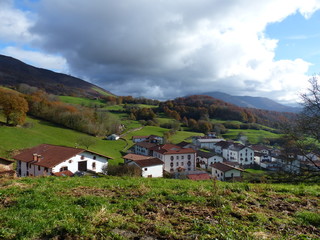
[285,76,320,175]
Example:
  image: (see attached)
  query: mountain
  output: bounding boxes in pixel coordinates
[201,91,301,113]
[0,54,113,98]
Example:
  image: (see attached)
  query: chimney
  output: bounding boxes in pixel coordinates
[33,153,37,161]
[37,154,42,162]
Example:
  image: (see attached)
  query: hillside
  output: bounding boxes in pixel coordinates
[0,176,319,239]
[0,54,113,98]
[201,91,301,113]
[162,95,296,129]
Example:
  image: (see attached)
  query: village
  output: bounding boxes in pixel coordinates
[1,132,319,181]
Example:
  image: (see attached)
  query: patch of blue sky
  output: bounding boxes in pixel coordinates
[13,0,39,12]
[266,11,320,75]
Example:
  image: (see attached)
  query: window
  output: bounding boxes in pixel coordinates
[170,162,174,167]
[69,160,73,163]
[81,155,84,160]
[93,156,96,160]
[176,162,179,166]
[60,166,68,171]
[170,156,174,161]
[144,168,148,171]
[176,156,179,160]
[38,165,41,171]
[181,162,184,166]
[187,161,191,166]
[188,155,191,160]
[92,162,96,169]
[170,168,174,172]
[44,167,48,172]
[181,156,184,160]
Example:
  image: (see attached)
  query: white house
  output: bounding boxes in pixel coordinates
[193,138,225,150]
[132,135,163,144]
[151,144,196,173]
[211,162,244,181]
[222,144,254,166]
[133,142,157,156]
[14,144,111,177]
[196,150,223,169]
[106,134,120,141]
[126,157,164,178]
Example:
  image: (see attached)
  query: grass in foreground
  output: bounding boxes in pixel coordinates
[0,176,319,239]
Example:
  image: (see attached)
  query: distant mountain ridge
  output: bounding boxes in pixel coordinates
[0,54,113,98]
[201,91,301,113]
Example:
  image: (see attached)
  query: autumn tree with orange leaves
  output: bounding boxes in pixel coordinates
[0,88,29,125]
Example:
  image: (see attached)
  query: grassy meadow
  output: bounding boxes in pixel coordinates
[0,176,319,239]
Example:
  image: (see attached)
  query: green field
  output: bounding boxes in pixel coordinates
[59,96,106,107]
[222,129,281,144]
[0,116,126,164]
[0,176,319,239]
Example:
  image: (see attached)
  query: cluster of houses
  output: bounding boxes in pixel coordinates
[0,133,319,181]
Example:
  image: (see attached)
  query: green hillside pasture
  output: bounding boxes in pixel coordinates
[91,86,114,96]
[0,177,319,239]
[222,129,281,144]
[169,131,203,144]
[0,117,126,164]
[123,126,202,146]
[59,96,106,107]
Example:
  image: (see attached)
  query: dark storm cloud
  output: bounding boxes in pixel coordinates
[28,0,313,100]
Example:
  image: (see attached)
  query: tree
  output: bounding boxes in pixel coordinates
[0,89,28,125]
[76,135,97,149]
[285,76,320,175]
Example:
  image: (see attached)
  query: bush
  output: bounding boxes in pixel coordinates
[105,165,142,177]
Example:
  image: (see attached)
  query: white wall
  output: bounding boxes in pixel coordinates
[154,152,196,173]
[52,152,107,174]
[141,164,163,178]
[17,151,108,177]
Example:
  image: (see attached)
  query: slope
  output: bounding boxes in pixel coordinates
[0,54,113,98]
[202,91,301,113]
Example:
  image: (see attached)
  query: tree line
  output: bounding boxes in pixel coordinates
[0,85,120,136]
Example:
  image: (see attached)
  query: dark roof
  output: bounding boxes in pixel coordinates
[132,135,149,139]
[13,144,111,168]
[215,141,234,149]
[187,173,211,181]
[197,150,216,159]
[52,170,74,177]
[0,157,14,164]
[176,141,191,148]
[131,158,164,168]
[150,144,196,155]
[123,153,153,161]
[212,162,244,172]
[135,142,157,149]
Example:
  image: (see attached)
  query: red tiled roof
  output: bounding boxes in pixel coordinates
[131,158,164,168]
[150,144,196,155]
[123,153,153,161]
[52,170,74,177]
[13,144,93,168]
[187,173,211,181]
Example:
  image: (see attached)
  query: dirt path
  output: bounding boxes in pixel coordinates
[119,126,144,138]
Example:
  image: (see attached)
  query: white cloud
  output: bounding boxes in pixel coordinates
[1,46,68,73]
[0,0,36,43]
[3,0,320,103]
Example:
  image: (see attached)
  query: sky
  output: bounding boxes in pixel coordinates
[1,0,320,105]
